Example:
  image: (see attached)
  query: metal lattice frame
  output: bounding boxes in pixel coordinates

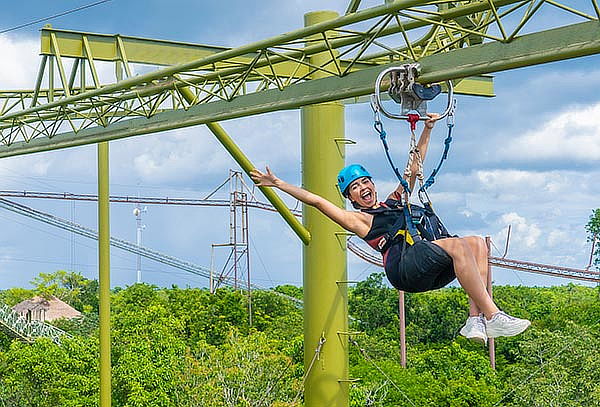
[0,302,70,344]
[0,0,599,154]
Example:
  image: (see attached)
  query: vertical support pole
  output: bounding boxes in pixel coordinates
[135,203,143,284]
[31,55,48,108]
[485,236,496,370]
[233,190,238,290]
[302,10,348,407]
[115,60,123,82]
[48,56,55,102]
[210,245,215,294]
[98,141,111,407]
[81,58,86,92]
[398,290,406,367]
[241,191,252,327]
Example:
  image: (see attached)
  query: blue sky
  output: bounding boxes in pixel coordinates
[0,1,599,291]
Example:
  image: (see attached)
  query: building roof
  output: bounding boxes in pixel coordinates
[12,295,81,321]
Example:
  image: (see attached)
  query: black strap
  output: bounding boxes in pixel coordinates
[363,201,452,254]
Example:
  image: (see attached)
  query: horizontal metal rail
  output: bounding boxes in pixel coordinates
[489,256,600,283]
[347,238,600,283]
[1,19,599,158]
[0,189,302,215]
[4,190,596,283]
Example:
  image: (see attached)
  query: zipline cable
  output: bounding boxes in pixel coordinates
[292,336,326,405]
[0,0,113,34]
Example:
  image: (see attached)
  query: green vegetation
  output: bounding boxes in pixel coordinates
[0,271,599,406]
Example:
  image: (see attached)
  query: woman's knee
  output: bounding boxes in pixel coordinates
[463,236,487,256]
[434,237,470,259]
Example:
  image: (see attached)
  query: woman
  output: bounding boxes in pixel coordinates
[250,114,530,344]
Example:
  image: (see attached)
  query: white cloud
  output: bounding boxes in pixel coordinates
[498,102,600,161]
[547,229,569,248]
[0,34,38,88]
[130,128,231,183]
[475,169,549,193]
[494,212,541,249]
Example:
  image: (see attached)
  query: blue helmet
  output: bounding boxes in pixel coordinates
[337,164,371,197]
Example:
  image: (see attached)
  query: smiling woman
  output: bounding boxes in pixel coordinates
[250,114,531,345]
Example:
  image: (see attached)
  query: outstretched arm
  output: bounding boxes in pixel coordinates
[250,167,369,236]
[387,113,440,201]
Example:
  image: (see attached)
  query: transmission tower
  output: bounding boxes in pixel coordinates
[208,170,257,323]
[133,202,147,284]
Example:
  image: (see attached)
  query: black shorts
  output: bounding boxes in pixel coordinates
[384,240,455,293]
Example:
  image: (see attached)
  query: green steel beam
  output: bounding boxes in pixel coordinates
[1,0,510,124]
[6,0,412,119]
[6,0,555,135]
[345,0,362,14]
[39,25,494,96]
[40,26,375,77]
[0,20,596,158]
[41,27,240,66]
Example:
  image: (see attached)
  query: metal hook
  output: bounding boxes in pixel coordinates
[372,65,454,121]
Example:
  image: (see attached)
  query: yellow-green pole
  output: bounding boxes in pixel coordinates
[98,141,111,407]
[302,11,348,407]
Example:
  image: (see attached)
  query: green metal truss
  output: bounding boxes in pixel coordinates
[0,0,599,156]
[0,302,70,344]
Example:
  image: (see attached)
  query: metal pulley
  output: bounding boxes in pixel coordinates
[373,64,454,121]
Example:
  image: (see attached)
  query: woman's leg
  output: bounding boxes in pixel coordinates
[432,237,499,319]
[461,236,490,317]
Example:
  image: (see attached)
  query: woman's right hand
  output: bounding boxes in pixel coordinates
[250,166,279,187]
[424,112,440,129]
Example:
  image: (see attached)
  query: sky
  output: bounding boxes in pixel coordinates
[0,0,599,292]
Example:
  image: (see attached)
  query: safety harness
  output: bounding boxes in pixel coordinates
[362,199,452,254]
[368,64,457,253]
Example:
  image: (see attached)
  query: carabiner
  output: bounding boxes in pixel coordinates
[374,120,385,138]
[446,99,457,128]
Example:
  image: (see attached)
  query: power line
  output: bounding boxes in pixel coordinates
[0,0,112,34]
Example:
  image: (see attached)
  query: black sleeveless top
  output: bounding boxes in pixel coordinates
[362,200,407,257]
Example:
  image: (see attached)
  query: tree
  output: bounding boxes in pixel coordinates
[0,287,35,307]
[349,273,399,334]
[500,326,600,407]
[186,330,300,407]
[586,209,600,270]
[0,337,98,407]
[31,270,98,312]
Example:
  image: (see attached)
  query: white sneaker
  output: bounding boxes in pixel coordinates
[485,311,531,338]
[459,315,488,345]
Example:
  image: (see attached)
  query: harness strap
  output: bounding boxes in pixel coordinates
[420,123,453,193]
[403,204,422,243]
